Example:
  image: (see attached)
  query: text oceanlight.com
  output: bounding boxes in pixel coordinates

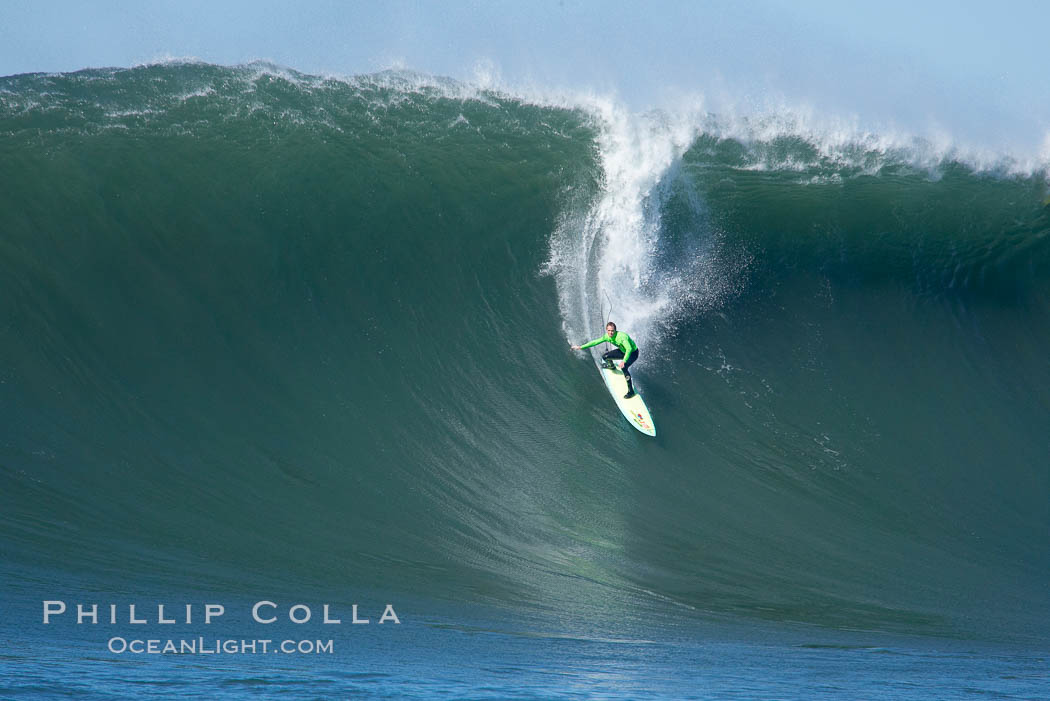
[107,637,335,655]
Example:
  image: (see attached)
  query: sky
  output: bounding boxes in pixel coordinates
[2,0,1049,157]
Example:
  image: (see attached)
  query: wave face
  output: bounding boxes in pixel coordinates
[2,63,1048,643]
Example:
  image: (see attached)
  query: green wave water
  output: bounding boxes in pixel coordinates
[2,63,1048,648]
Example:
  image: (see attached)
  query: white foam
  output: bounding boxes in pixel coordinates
[104,108,155,118]
[132,54,208,68]
[542,95,746,357]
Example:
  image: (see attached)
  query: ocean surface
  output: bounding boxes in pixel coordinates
[1,62,1048,698]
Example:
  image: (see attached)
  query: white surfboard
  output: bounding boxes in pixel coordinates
[598,361,656,437]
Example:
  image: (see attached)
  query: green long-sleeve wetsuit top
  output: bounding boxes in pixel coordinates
[580,330,638,357]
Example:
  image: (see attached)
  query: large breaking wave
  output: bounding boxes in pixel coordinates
[2,62,1048,644]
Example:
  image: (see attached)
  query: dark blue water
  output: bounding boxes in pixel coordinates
[4,581,1048,699]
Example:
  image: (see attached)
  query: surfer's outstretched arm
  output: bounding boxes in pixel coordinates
[575,335,611,352]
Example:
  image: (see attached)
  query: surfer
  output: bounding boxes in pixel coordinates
[572,322,639,398]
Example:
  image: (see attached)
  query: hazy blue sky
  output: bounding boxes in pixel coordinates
[3,0,1048,154]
